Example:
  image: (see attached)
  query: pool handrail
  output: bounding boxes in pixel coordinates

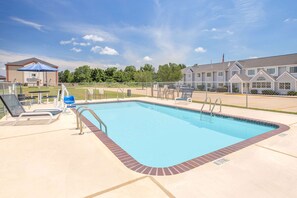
[78,108,108,135]
[211,98,222,116]
[200,97,212,112]
[76,106,89,129]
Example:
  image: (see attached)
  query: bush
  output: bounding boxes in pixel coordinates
[261,90,279,95]
[217,87,228,92]
[232,87,239,93]
[197,85,205,91]
[287,91,297,96]
[250,89,258,94]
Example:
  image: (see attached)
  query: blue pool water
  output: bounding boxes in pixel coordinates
[80,101,276,167]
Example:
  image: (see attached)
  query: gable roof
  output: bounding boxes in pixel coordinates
[192,61,235,72]
[238,53,297,68]
[229,73,251,82]
[276,71,297,81]
[5,57,58,68]
[250,69,276,82]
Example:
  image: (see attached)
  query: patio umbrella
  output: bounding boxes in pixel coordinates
[18,62,58,86]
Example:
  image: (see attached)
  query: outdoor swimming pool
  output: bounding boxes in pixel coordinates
[79,101,278,169]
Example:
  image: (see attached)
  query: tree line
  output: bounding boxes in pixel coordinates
[58,63,186,83]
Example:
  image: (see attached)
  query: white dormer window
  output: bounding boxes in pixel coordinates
[207,72,211,77]
[289,66,297,73]
[247,69,255,76]
[266,68,276,75]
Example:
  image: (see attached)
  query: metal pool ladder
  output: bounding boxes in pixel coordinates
[200,97,212,112]
[210,97,222,116]
[76,106,108,135]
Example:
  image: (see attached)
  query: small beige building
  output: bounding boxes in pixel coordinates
[5,58,59,86]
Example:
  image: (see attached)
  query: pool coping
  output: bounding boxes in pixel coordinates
[73,100,290,176]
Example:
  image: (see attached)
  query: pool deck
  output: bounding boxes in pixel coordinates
[1,97,297,198]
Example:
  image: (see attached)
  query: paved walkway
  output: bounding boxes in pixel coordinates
[0,97,297,197]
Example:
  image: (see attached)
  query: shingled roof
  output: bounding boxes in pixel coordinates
[5,57,58,68]
[192,61,236,72]
[238,53,297,68]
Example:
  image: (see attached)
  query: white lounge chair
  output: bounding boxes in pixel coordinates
[0,94,62,125]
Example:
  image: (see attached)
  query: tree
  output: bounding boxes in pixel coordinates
[157,63,183,82]
[124,65,136,82]
[134,71,153,89]
[104,67,117,82]
[140,64,154,73]
[73,65,92,82]
[58,70,73,83]
[113,70,126,82]
[91,68,106,82]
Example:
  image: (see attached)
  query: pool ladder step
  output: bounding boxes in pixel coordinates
[76,106,108,135]
[200,97,222,121]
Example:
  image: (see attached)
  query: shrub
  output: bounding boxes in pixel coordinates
[287,91,297,96]
[261,90,279,95]
[250,89,258,94]
[197,85,205,91]
[217,87,228,92]
[232,87,239,93]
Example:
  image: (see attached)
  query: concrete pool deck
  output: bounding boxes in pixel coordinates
[0,97,297,197]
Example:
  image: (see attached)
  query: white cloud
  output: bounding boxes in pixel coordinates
[72,42,90,46]
[249,56,258,59]
[194,47,207,53]
[70,47,82,53]
[60,38,75,45]
[83,34,104,42]
[284,18,297,23]
[10,16,44,31]
[91,46,119,55]
[143,56,152,61]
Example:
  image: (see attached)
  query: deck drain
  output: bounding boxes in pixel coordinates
[213,158,229,165]
[278,133,288,137]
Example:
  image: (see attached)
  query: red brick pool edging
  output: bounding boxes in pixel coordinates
[72,101,290,176]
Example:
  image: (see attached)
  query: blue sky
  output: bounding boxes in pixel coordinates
[0,0,297,75]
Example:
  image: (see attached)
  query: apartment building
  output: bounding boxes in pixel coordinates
[182,53,297,94]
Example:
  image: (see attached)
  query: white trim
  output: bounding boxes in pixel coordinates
[229,73,244,83]
[228,62,241,71]
[250,70,276,82]
[276,71,297,81]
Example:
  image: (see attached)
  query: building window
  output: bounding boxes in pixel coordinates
[218,83,224,87]
[207,83,212,88]
[197,73,201,78]
[289,66,297,73]
[266,68,276,75]
[207,72,211,77]
[218,72,223,77]
[188,74,191,78]
[279,82,291,90]
[247,70,255,76]
[31,73,36,78]
[252,82,271,88]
